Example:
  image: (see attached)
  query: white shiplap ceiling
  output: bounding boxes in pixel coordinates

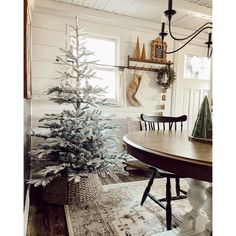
[48,0,212,31]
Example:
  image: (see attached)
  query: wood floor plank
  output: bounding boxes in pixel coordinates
[26,169,151,235]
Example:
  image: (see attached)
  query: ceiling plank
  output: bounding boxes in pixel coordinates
[34,0,209,42]
[132,0,212,21]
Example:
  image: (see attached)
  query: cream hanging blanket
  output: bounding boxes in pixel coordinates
[118,69,127,107]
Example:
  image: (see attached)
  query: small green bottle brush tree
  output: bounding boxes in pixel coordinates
[28,17,128,187]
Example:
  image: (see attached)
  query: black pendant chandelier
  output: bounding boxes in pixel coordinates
[159,0,213,58]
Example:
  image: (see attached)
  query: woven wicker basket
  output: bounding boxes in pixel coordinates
[42,173,103,205]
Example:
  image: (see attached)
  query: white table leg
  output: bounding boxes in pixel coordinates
[201,185,212,236]
[177,179,210,236]
[157,179,210,236]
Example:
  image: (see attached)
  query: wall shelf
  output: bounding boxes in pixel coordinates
[57,55,173,72]
[127,55,173,72]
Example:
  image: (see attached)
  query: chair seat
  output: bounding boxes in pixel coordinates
[149,166,186,178]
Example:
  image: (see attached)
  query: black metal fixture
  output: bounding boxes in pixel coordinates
[159,0,213,58]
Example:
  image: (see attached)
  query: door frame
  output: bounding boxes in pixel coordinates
[170,41,212,127]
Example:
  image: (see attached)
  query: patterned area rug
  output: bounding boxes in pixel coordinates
[64,179,191,236]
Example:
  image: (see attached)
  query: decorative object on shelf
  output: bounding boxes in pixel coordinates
[156,66,176,90]
[162,94,166,101]
[27,17,128,205]
[150,37,167,63]
[190,95,212,143]
[159,0,213,58]
[160,104,165,110]
[160,91,167,116]
[160,104,165,116]
[127,56,173,73]
[134,36,141,59]
[127,72,141,107]
[141,43,146,60]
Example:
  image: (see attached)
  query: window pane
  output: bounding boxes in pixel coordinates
[84,36,117,101]
[184,54,211,80]
[91,70,116,99]
[86,37,116,65]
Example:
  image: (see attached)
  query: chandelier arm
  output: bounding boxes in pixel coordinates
[168,21,212,41]
[162,26,212,54]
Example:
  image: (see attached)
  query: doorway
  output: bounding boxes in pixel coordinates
[172,43,212,131]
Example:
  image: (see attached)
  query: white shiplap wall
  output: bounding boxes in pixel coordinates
[31,1,210,151]
[31,5,176,130]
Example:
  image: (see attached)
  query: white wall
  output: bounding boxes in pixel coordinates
[31,0,210,150]
[31,1,178,130]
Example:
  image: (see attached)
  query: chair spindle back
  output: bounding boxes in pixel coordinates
[140,114,187,131]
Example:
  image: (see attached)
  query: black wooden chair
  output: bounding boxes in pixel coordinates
[140,114,188,230]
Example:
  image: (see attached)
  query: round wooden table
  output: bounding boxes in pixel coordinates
[123,130,212,236]
[123,130,212,182]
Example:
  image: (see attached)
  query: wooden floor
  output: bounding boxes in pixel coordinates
[26,169,151,236]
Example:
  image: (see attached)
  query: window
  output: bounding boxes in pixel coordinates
[85,36,117,101]
[184,54,211,80]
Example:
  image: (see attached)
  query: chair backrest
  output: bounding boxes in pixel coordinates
[140,114,187,131]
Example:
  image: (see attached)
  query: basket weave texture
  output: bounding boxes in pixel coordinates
[42,174,103,205]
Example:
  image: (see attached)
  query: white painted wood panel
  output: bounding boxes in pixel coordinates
[47,0,212,30]
[174,43,211,131]
[191,89,201,130]
[187,0,212,8]
[178,87,210,131]
[103,0,123,12]
[32,27,65,48]
[72,1,83,6]
[182,88,190,121]
[31,8,174,129]
[93,0,110,10]
[135,6,163,22]
[35,1,209,42]
[32,44,60,61]
[133,5,160,20]
[32,76,60,96]
[31,1,211,151]
[32,61,62,78]
[115,0,143,16]
[32,11,69,31]
[83,0,95,7]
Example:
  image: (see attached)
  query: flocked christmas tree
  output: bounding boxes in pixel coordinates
[28,17,127,187]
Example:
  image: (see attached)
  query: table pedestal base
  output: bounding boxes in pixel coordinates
[157,179,212,236]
